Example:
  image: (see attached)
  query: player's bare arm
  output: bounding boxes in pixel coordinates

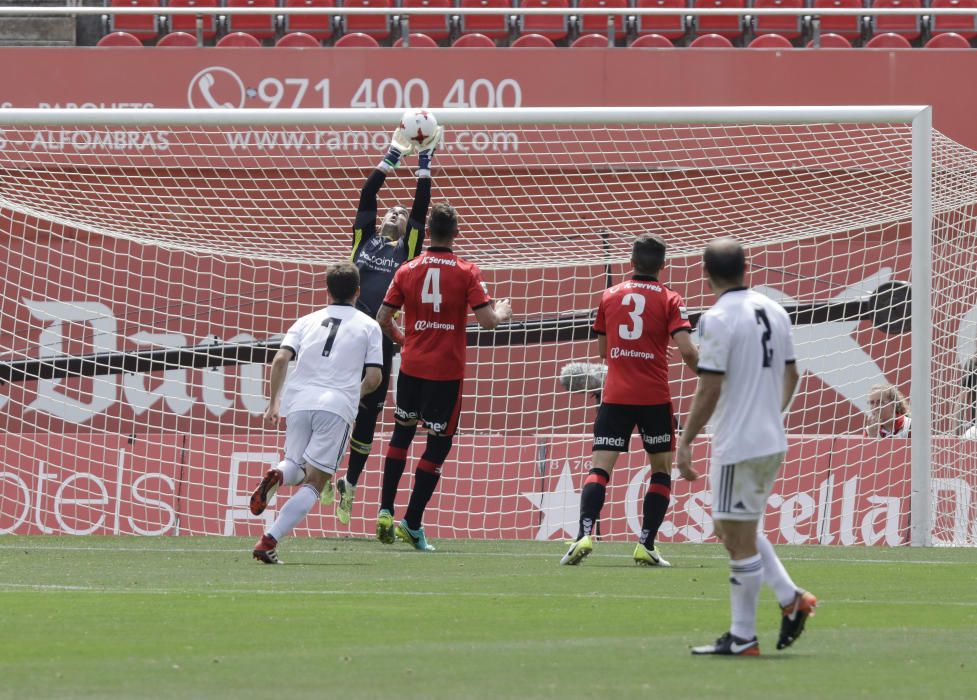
[474,298,512,330]
[377,304,406,346]
[783,361,800,412]
[673,329,699,373]
[675,372,724,481]
[596,334,607,359]
[263,347,294,428]
[361,366,383,396]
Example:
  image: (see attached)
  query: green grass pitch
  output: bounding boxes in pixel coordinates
[1,537,975,700]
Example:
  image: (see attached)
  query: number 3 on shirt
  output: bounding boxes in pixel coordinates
[619,293,645,340]
[422,267,442,312]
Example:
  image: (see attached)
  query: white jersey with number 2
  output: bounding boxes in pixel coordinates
[279,303,384,424]
[696,288,796,465]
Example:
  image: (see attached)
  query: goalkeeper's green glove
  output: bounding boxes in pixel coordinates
[378,127,417,172]
[416,126,444,177]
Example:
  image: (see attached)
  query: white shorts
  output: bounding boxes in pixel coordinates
[710,452,785,522]
[284,410,352,476]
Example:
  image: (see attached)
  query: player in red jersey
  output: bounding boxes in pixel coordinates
[561,233,699,567]
[375,202,512,551]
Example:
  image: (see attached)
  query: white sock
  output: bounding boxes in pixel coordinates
[279,459,306,486]
[268,484,319,542]
[729,554,763,640]
[756,534,799,607]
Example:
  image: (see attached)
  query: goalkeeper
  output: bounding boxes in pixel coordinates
[331,121,443,525]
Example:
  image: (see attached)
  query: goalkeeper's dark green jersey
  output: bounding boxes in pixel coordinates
[350,169,429,318]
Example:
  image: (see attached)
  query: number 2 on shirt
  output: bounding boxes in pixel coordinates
[422,267,442,312]
[618,293,645,340]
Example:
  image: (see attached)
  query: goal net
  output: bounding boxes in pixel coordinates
[0,107,974,546]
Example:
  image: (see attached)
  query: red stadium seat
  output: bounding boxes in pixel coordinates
[511,31,557,45]
[452,32,497,45]
[629,32,674,46]
[343,0,393,38]
[458,0,511,40]
[870,0,920,41]
[275,31,321,45]
[401,0,454,41]
[930,0,977,40]
[156,30,198,45]
[97,30,144,46]
[108,0,159,39]
[748,32,793,46]
[753,0,804,40]
[333,31,382,45]
[283,0,336,41]
[811,0,864,41]
[924,31,971,47]
[864,31,912,46]
[520,0,569,41]
[393,32,440,45]
[578,0,628,37]
[693,0,746,40]
[216,30,263,46]
[169,0,219,41]
[689,31,734,45]
[633,0,687,40]
[805,31,852,46]
[226,0,278,40]
[571,32,611,45]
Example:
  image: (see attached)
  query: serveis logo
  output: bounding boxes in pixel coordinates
[187,67,247,109]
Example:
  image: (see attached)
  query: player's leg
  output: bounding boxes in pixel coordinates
[757,533,818,650]
[634,403,676,567]
[249,412,311,516]
[395,378,462,552]
[377,372,420,542]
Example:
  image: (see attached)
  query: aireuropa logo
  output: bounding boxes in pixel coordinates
[187,67,246,109]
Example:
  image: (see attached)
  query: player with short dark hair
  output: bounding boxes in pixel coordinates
[331,122,443,526]
[678,237,816,656]
[250,262,383,564]
[561,233,698,567]
[375,203,512,551]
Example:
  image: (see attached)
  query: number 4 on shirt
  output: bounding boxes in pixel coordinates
[422,268,442,312]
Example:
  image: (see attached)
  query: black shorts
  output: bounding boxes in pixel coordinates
[394,371,463,436]
[592,402,675,454]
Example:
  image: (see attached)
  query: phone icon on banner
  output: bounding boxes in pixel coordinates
[188,67,246,109]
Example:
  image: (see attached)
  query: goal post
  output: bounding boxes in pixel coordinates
[1,105,971,547]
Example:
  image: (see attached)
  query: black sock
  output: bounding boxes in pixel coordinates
[640,472,672,548]
[380,447,408,515]
[404,469,440,530]
[577,468,609,540]
[345,448,368,487]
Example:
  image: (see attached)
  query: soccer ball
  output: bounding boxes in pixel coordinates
[400,109,438,147]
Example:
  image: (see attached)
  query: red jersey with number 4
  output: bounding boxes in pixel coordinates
[593,275,691,405]
[383,247,492,380]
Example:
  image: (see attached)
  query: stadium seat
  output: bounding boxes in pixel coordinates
[275,31,321,45]
[811,0,864,41]
[578,0,628,37]
[571,32,611,45]
[748,32,793,46]
[511,31,557,45]
[452,32,497,45]
[458,0,511,40]
[864,31,912,46]
[333,31,382,45]
[393,32,440,45]
[629,32,674,46]
[689,31,734,45]
[216,30,263,45]
[107,0,159,39]
[225,0,278,40]
[343,0,393,39]
[169,0,219,41]
[753,0,804,40]
[97,30,144,46]
[693,0,747,41]
[156,30,198,45]
[924,31,971,47]
[805,31,852,46]
[930,0,977,40]
[400,0,454,41]
[632,0,687,41]
[870,0,920,41]
[519,0,569,41]
[283,0,336,41]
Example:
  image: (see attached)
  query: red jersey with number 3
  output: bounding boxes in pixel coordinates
[593,275,691,405]
[382,246,492,380]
